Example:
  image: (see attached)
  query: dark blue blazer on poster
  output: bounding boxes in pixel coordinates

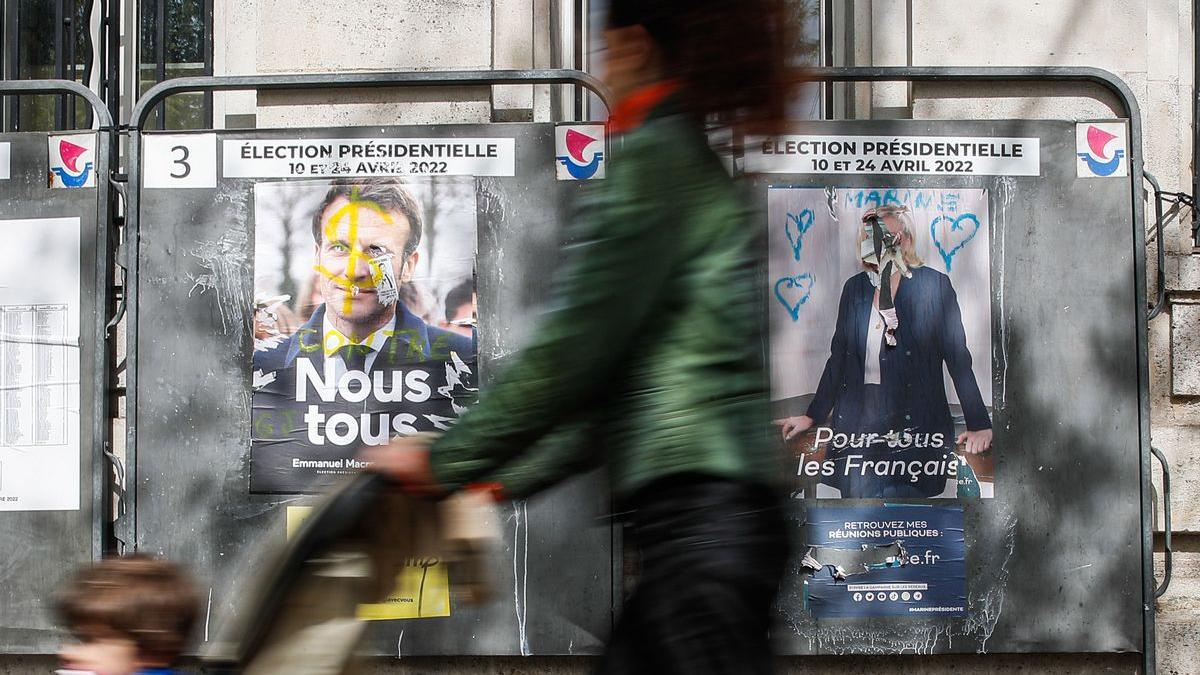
[253,303,473,374]
[806,265,991,439]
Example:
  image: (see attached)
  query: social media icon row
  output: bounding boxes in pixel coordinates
[851,591,923,602]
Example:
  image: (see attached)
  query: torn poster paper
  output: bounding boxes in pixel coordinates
[802,505,966,618]
[286,506,451,619]
[769,187,995,499]
[0,218,81,511]
[249,178,478,493]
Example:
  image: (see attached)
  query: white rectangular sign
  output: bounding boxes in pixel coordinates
[746,135,1040,176]
[144,133,218,188]
[222,138,516,178]
[0,217,81,511]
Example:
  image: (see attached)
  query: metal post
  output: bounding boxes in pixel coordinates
[1145,171,1168,320]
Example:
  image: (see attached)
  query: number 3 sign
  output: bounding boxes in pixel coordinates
[143,134,217,188]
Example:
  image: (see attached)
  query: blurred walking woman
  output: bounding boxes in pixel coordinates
[367,0,794,672]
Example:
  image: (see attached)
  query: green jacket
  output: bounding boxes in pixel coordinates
[430,102,780,502]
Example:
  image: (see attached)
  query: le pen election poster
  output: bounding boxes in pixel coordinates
[768,186,995,500]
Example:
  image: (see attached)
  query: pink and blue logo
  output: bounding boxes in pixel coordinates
[50,139,94,188]
[1077,124,1126,177]
[555,127,605,180]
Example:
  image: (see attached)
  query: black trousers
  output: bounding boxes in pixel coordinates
[598,476,789,675]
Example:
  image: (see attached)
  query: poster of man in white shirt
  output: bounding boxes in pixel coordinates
[249,177,477,493]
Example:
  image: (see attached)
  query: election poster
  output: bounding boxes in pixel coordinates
[250,177,478,493]
[286,506,450,619]
[770,187,994,499]
[802,505,966,618]
[0,217,81,511]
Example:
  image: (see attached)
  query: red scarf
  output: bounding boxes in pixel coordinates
[608,80,681,134]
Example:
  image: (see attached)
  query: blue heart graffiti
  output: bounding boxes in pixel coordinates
[774,273,815,321]
[784,209,815,262]
[930,212,980,272]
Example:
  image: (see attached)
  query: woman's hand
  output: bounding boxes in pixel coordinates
[956,428,993,455]
[775,415,814,441]
[359,436,446,497]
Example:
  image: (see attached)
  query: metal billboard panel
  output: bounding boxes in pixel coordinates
[0,131,104,652]
[755,119,1142,655]
[128,123,613,656]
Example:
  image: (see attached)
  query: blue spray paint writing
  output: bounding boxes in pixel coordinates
[930,212,980,271]
[848,189,936,211]
[774,273,816,321]
[784,209,815,262]
[928,192,979,271]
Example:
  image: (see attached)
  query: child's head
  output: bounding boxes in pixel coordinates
[56,554,200,675]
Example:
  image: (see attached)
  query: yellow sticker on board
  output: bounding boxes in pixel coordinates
[285,506,451,620]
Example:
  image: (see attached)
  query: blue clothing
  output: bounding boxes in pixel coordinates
[806,266,990,498]
[249,303,475,493]
[252,303,472,374]
[807,266,990,437]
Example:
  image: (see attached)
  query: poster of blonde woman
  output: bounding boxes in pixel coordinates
[769,187,995,499]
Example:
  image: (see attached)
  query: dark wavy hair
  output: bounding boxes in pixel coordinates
[56,554,200,665]
[608,0,794,136]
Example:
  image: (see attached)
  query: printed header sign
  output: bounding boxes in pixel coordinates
[803,505,966,618]
[746,135,1040,176]
[223,138,516,178]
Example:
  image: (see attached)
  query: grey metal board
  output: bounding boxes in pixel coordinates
[0,131,103,652]
[756,119,1143,655]
[129,123,613,656]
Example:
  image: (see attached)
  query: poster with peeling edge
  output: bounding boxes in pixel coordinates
[802,504,966,618]
[769,187,994,499]
[286,505,451,620]
[0,217,81,511]
[249,178,478,494]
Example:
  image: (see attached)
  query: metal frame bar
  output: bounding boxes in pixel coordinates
[54,0,64,129]
[0,79,115,565]
[3,1,17,129]
[1144,171,1168,320]
[121,66,611,554]
[1151,444,1172,598]
[153,0,165,128]
[803,66,1157,673]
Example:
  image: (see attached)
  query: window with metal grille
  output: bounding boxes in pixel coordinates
[139,0,212,130]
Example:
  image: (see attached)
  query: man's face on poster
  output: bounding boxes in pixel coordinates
[442,292,477,338]
[314,195,419,331]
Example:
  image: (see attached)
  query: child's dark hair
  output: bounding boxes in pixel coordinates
[443,277,475,322]
[56,554,200,665]
[608,0,795,135]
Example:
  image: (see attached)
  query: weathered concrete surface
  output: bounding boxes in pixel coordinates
[1156,550,1200,675]
[1170,302,1200,396]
